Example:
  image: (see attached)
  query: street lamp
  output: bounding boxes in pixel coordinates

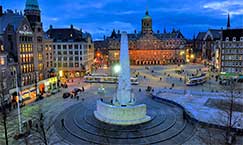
[14,67,22,133]
[113,64,121,75]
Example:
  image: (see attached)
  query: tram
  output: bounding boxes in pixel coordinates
[84,75,139,85]
[186,73,207,86]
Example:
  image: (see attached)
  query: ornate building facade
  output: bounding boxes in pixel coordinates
[46,25,94,78]
[105,10,186,65]
[0,0,57,103]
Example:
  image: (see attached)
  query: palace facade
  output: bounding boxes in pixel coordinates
[95,10,187,65]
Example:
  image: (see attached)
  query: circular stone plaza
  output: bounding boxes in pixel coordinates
[10,64,243,145]
[50,64,243,145]
[54,87,195,145]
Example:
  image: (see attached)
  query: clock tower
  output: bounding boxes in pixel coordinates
[24,0,45,82]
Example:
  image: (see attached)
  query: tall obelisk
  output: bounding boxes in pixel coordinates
[115,32,133,106]
[94,31,150,125]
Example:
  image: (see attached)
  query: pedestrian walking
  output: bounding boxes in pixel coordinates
[77,95,79,100]
[40,113,44,121]
[61,119,64,128]
[82,86,85,92]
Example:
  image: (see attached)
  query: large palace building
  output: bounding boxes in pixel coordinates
[95,10,187,65]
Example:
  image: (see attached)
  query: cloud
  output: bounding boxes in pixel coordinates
[42,16,59,22]
[203,0,243,15]
[78,21,135,40]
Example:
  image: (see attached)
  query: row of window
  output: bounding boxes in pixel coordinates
[55,57,82,61]
[222,49,243,54]
[20,54,34,63]
[222,67,243,73]
[225,37,243,42]
[54,44,87,50]
[22,75,34,86]
[57,51,83,55]
[20,44,33,53]
[19,36,32,42]
[21,64,34,73]
[223,42,243,48]
[222,61,243,67]
[55,62,83,68]
[222,55,243,60]
[45,46,52,51]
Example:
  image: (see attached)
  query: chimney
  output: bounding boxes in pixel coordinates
[0,6,3,17]
[157,30,160,34]
[118,30,120,34]
[134,30,137,34]
[103,35,106,40]
[70,24,73,29]
[49,25,53,29]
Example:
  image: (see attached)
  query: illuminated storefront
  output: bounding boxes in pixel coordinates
[38,77,58,94]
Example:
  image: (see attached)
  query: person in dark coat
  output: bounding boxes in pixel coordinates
[61,119,64,128]
[82,86,85,92]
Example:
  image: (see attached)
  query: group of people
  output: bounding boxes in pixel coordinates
[70,86,85,101]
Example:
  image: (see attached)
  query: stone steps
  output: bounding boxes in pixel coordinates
[54,99,195,145]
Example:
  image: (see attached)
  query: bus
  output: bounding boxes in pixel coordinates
[84,75,139,85]
[186,73,207,86]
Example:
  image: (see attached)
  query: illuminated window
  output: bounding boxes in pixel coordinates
[23,54,26,63]
[226,37,229,41]
[0,57,4,65]
[23,65,26,73]
[38,63,43,71]
[38,53,43,61]
[0,45,4,51]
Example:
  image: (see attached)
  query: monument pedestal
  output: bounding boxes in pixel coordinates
[94,100,151,125]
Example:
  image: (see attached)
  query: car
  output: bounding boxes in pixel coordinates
[63,92,71,99]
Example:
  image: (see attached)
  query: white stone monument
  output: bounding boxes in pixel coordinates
[94,32,151,125]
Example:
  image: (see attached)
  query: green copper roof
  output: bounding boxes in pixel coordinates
[25,0,40,11]
[143,10,152,19]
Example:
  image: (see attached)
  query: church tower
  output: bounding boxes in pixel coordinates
[227,13,230,29]
[24,0,42,32]
[142,10,152,34]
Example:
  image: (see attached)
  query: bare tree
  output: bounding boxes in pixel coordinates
[0,68,12,145]
[198,78,243,145]
[25,105,63,145]
[219,79,242,145]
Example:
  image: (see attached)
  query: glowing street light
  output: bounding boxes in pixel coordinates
[59,70,63,77]
[113,64,121,74]
[190,54,195,59]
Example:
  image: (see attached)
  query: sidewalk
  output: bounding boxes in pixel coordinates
[153,88,243,130]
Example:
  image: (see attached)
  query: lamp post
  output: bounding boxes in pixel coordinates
[35,70,38,98]
[14,67,22,133]
[112,64,121,77]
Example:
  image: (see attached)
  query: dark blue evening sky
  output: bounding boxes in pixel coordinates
[1,0,243,40]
